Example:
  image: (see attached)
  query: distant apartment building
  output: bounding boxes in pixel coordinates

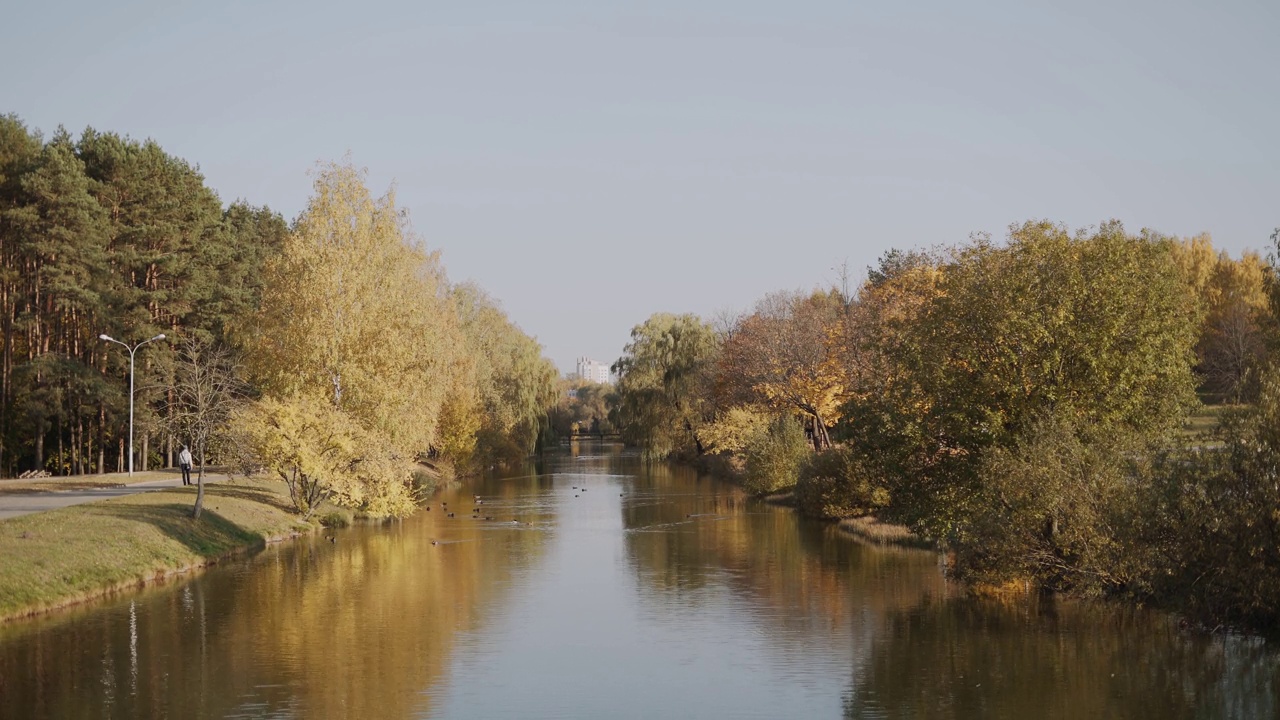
[575,357,612,384]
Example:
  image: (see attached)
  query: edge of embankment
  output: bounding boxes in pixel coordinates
[0,478,320,624]
[759,489,934,550]
[686,452,934,552]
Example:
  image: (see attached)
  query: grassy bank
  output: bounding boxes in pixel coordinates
[837,516,933,549]
[0,479,313,622]
[692,461,934,551]
[0,469,175,494]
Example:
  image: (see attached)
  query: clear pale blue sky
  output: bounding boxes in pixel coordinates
[4,0,1277,372]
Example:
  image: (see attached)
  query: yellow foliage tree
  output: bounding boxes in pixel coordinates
[696,405,771,454]
[240,161,464,516]
[718,290,847,449]
[1203,249,1271,402]
[433,356,482,466]
[1172,234,1272,401]
[234,395,364,518]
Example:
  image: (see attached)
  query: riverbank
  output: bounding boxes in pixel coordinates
[0,478,315,623]
[759,489,933,549]
[694,455,933,550]
[837,515,935,550]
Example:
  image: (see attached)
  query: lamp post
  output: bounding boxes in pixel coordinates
[100,333,166,476]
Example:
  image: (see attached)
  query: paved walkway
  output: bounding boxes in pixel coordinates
[0,471,227,521]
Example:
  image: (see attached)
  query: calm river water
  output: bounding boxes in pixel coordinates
[1,442,1277,718]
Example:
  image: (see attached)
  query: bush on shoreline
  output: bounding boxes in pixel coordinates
[1138,369,1280,630]
[794,446,890,519]
[742,416,810,495]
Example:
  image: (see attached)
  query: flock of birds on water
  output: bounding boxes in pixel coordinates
[423,486,609,546]
[325,484,611,544]
[320,477,746,546]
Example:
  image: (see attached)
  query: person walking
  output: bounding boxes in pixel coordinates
[178,445,193,486]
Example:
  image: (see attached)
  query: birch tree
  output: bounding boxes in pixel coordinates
[242,161,461,515]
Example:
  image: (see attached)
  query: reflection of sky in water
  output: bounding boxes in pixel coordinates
[429,460,855,719]
[0,444,1276,719]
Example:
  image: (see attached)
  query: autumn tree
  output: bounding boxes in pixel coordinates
[718,290,846,450]
[233,394,367,519]
[0,118,556,495]
[835,248,943,469]
[548,377,618,440]
[241,161,462,516]
[851,222,1199,548]
[1190,245,1271,403]
[572,381,613,435]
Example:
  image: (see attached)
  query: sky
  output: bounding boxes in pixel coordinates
[4,0,1278,373]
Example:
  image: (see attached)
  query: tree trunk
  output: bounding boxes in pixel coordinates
[56,416,63,475]
[97,405,106,474]
[192,440,206,519]
[71,417,79,475]
[141,434,148,472]
[811,412,831,451]
[0,282,9,476]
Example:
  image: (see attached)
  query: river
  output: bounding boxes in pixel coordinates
[0,442,1276,718]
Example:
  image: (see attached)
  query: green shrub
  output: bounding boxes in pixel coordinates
[1138,367,1280,629]
[742,416,810,495]
[794,446,891,519]
[317,510,353,528]
[948,413,1145,596]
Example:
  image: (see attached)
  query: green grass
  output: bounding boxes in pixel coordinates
[0,479,313,622]
[1183,403,1230,433]
[1173,403,1242,450]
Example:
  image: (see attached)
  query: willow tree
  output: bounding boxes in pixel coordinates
[242,162,461,517]
[450,284,558,463]
[610,313,719,457]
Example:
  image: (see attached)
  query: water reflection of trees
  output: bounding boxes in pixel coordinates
[6,452,1277,718]
[844,596,1280,719]
[0,467,553,718]
[617,460,1280,720]
[621,460,950,658]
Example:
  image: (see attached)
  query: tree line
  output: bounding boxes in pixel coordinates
[0,116,559,519]
[0,115,286,477]
[608,220,1280,631]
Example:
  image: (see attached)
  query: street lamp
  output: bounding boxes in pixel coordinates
[100,333,166,476]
